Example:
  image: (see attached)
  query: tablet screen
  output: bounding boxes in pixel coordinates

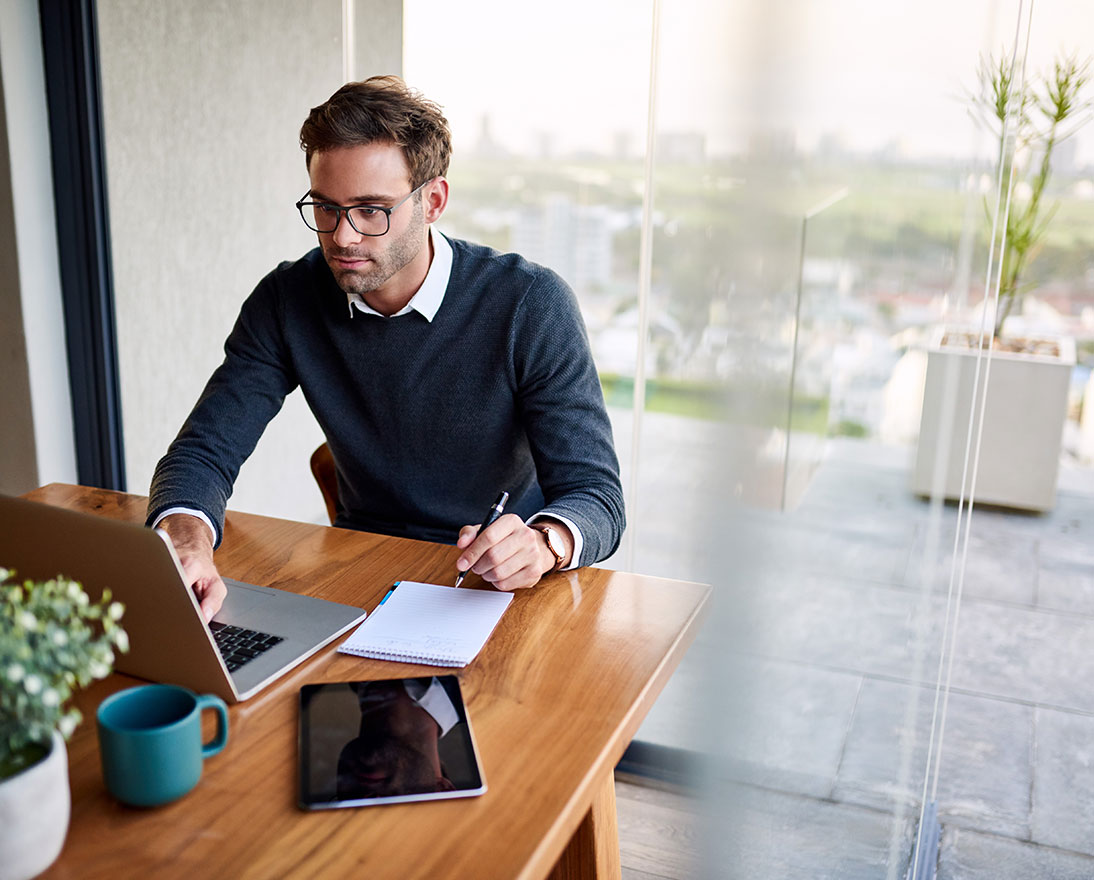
[297,676,486,809]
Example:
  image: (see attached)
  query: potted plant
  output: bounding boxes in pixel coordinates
[912,49,1092,511]
[0,567,127,880]
[976,52,1092,339]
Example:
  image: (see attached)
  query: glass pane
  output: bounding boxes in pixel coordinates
[405,0,1094,876]
[405,0,657,533]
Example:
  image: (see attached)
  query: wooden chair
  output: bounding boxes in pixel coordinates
[309,442,339,525]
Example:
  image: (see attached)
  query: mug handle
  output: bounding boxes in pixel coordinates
[195,694,229,758]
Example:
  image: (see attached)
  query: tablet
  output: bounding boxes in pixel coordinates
[297,676,486,809]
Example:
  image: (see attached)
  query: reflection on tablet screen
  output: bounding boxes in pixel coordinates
[298,676,486,809]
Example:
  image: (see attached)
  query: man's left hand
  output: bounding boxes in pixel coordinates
[455,514,573,591]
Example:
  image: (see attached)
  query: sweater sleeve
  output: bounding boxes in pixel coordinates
[509,272,625,566]
[146,274,299,546]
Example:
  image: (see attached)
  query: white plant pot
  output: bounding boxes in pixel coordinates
[0,731,70,880]
[912,329,1074,512]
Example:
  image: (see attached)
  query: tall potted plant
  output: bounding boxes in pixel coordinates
[0,568,127,880]
[977,51,1092,338]
[913,49,1092,511]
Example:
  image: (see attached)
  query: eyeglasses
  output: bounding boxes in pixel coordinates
[295,179,431,237]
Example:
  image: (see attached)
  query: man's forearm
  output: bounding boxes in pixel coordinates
[151,507,217,545]
[157,513,216,559]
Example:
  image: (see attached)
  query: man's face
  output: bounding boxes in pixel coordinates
[306,142,427,300]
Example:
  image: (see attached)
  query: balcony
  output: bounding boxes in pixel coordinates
[620,427,1094,877]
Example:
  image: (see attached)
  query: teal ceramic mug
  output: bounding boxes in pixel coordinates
[96,684,229,807]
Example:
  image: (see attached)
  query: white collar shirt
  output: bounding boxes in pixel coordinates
[345,227,452,321]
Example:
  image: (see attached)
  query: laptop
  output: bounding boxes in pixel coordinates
[0,495,367,703]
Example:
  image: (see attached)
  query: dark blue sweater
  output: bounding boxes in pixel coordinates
[146,236,625,566]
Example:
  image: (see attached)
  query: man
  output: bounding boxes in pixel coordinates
[336,678,460,799]
[147,76,624,621]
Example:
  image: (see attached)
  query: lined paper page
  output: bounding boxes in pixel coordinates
[337,581,514,666]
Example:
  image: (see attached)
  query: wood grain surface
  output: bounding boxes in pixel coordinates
[24,484,709,880]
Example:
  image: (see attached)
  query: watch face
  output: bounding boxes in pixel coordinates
[539,526,564,563]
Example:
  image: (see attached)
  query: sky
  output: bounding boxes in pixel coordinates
[403,0,1094,164]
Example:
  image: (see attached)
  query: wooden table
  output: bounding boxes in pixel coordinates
[26,484,709,880]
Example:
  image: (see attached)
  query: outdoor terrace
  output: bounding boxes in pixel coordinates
[622,425,1094,878]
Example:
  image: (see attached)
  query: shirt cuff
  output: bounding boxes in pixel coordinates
[411,677,459,737]
[527,512,584,571]
[151,507,218,545]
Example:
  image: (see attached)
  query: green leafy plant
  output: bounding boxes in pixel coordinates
[971,50,1093,338]
[1,567,128,779]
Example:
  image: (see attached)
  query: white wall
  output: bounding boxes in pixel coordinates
[0,0,78,496]
[96,0,402,522]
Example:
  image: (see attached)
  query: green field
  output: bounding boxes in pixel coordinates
[598,372,831,435]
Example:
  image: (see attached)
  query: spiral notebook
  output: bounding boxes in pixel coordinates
[337,581,514,667]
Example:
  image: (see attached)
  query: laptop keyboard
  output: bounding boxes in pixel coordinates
[209,621,285,672]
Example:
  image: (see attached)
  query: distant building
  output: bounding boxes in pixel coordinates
[612,130,636,161]
[656,131,707,164]
[815,132,849,161]
[747,129,796,161]
[533,131,555,160]
[590,305,683,376]
[511,195,613,292]
[473,114,508,159]
[874,137,909,164]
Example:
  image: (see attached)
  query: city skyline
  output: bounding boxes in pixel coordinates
[455,111,1094,170]
[404,0,1094,165]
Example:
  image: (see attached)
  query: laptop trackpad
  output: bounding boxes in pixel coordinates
[215,578,358,641]
[217,578,277,619]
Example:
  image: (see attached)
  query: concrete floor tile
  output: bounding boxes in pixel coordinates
[1031,709,1094,856]
[1044,483,1094,527]
[904,526,1039,606]
[1038,527,1094,566]
[834,680,1033,839]
[950,604,1094,714]
[939,826,1094,880]
[958,505,1050,543]
[755,521,916,584]
[795,466,928,527]
[1036,557,1094,617]
[741,575,944,683]
[699,783,913,879]
[632,631,714,754]
[716,659,863,798]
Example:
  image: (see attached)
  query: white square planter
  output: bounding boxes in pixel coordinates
[912,329,1075,512]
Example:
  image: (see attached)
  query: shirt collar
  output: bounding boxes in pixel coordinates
[346,227,452,322]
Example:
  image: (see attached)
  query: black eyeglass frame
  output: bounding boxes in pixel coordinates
[295,178,432,236]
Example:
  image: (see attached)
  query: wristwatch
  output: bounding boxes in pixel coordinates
[530,523,566,572]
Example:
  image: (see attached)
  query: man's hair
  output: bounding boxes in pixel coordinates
[300,75,451,187]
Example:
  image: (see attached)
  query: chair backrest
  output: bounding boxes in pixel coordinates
[310,442,338,525]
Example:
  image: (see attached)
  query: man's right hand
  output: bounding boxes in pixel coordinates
[158,513,227,622]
